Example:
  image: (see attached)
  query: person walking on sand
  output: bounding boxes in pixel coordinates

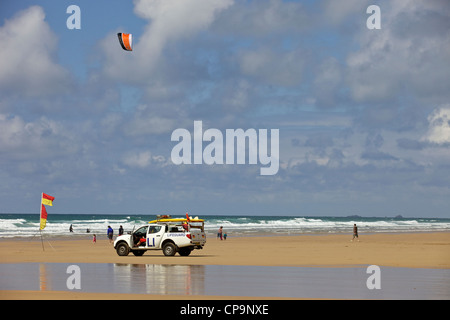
[107,226,114,244]
[352,223,359,241]
[93,234,96,244]
[217,226,223,240]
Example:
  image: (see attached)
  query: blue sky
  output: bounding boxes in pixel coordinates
[1,0,449,217]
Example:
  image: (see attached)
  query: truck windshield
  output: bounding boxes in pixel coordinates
[134,226,148,236]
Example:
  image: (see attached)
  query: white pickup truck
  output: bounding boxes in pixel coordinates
[114,216,206,257]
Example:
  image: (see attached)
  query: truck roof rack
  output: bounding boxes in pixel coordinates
[149,217,205,224]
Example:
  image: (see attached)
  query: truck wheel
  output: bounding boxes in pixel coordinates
[179,247,192,256]
[116,242,130,256]
[163,242,177,256]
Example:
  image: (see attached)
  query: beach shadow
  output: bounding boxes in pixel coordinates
[115,252,217,259]
[141,253,216,258]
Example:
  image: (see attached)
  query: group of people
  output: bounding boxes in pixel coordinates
[70,224,94,234]
[106,225,124,244]
[67,224,124,244]
[217,226,227,240]
[69,223,358,243]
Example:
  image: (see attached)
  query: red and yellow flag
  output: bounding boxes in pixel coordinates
[40,193,55,230]
[42,193,54,206]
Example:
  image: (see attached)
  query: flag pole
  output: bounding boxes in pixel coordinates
[40,230,45,251]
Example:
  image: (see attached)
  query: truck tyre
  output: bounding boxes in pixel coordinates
[179,247,192,256]
[163,242,177,256]
[116,242,130,256]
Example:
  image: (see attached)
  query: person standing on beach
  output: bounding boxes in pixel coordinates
[107,226,114,244]
[217,226,223,240]
[119,225,124,236]
[352,224,359,241]
[93,234,96,244]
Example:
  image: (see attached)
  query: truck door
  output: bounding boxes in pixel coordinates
[133,226,148,247]
[146,225,163,248]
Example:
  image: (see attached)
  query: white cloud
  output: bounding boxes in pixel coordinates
[313,57,342,107]
[122,150,167,169]
[215,0,308,36]
[239,48,304,86]
[134,0,233,39]
[220,79,251,112]
[322,0,371,25]
[0,6,71,97]
[123,104,177,136]
[124,115,176,136]
[422,106,450,144]
[346,0,450,103]
[102,0,233,82]
[123,150,153,168]
[0,113,77,159]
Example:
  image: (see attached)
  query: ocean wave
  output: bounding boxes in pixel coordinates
[0,214,449,238]
[204,217,450,234]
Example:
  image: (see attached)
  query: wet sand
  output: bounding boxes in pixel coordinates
[1,262,449,299]
[1,232,449,299]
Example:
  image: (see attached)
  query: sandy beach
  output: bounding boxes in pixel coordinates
[1,232,449,299]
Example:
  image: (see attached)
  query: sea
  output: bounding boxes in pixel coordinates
[0,213,449,239]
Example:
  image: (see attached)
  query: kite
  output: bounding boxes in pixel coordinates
[117,33,132,51]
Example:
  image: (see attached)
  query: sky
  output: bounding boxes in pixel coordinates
[0,0,449,218]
